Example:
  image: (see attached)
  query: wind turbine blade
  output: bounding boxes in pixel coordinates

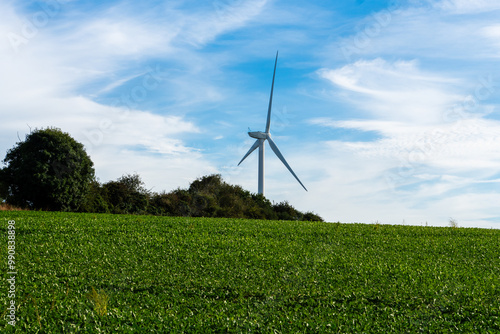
[238,139,261,166]
[265,51,278,134]
[266,136,308,191]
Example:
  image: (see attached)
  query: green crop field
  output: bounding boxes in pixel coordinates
[0,211,499,333]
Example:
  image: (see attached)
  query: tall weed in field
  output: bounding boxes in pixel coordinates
[449,218,458,228]
[87,287,109,317]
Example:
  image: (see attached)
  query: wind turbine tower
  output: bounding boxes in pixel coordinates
[238,52,307,196]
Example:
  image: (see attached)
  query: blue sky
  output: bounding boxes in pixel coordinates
[1,0,500,227]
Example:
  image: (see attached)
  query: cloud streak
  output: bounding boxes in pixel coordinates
[308,0,500,227]
[0,0,219,191]
[319,58,461,124]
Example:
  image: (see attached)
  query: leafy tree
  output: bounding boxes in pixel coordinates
[102,173,149,214]
[273,201,302,221]
[189,174,223,194]
[247,194,277,220]
[81,180,109,213]
[302,211,324,222]
[0,127,94,211]
[0,179,7,203]
[163,189,193,216]
[115,173,148,194]
[142,174,320,221]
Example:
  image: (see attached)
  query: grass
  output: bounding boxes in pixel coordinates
[0,211,499,332]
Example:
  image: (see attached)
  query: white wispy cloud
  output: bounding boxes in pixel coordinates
[432,0,500,14]
[338,0,500,62]
[0,0,219,187]
[304,0,500,227]
[0,0,277,191]
[180,0,268,46]
[318,58,462,124]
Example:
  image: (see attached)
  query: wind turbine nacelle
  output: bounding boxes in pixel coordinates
[248,131,267,139]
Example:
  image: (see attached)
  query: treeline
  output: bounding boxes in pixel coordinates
[82,173,323,221]
[0,128,322,221]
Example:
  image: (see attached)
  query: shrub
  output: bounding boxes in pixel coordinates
[81,180,109,213]
[102,174,149,214]
[302,211,324,222]
[0,127,95,211]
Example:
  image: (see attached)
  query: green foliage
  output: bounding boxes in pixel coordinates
[144,174,318,221]
[0,128,151,215]
[151,188,193,217]
[0,127,321,220]
[0,128,95,211]
[0,178,7,203]
[102,173,149,214]
[1,211,499,332]
[273,200,301,220]
[272,202,322,222]
[80,180,109,213]
[81,173,150,215]
[302,211,323,222]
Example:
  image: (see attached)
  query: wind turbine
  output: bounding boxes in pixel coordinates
[238,51,307,195]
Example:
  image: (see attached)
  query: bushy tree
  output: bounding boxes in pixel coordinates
[189,174,224,194]
[81,180,109,213]
[149,189,193,216]
[273,201,302,220]
[102,173,149,214]
[302,211,324,222]
[0,127,94,211]
[145,174,314,221]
